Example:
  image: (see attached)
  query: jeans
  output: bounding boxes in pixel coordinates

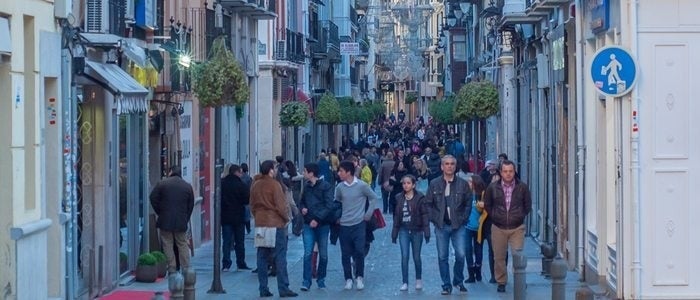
[222,223,246,268]
[257,226,291,293]
[435,225,466,288]
[465,228,483,268]
[302,224,330,287]
[398,227,424,283]
[339,222,366,280]
[381,190,390,213]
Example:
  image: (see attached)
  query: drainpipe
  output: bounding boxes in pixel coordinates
[629,0,642,298]
[574,0,586,279]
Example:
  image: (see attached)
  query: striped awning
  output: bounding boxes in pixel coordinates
[85,61,149,114]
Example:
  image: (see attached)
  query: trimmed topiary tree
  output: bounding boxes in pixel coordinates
[279,101,310,127]
[405,91,418,104]
[454,80,500,120]
[429,97,458,124]
[191,36,250,107]
[314,92,341,124]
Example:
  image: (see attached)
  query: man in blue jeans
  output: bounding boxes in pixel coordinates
[335,161,378,291]
[299,163,335,290]
[423,155,472,295]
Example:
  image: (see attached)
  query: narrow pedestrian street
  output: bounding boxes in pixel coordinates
[108,194,582,300]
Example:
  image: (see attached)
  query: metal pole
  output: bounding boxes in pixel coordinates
[62,33,77,300]
[208,108,226,293]
[209,3,226,293]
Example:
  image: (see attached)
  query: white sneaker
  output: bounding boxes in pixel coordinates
[415,279,423,290]
[356,277,365,290]
[400,283,408,291]
[344,279,353,290]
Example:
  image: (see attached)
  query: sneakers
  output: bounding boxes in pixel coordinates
[318,280,326,289]
[356,277,365,290]
[497,284,506,293]
[455,283,468,292]
[441,286,452,295]
[344,279,353,290]
[415,279,423,290]
[400,283,408,291]
[300,284,310,292]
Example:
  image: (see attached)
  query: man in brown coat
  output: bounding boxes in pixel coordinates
[250,160,298,298]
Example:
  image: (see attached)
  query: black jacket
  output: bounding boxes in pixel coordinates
[221,174,250,225]
[150,175,195,232]
[391,192,430,242]
[483,180,532,230]
[423,176,472,230]
[299,179,335,225]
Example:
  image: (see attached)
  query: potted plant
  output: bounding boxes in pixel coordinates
[314,92,341,125]
[150,251,168,278]
[191,36,250,108]
[135,253,158,283]
[119,252,128,274]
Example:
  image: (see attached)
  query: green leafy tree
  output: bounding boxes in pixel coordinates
[337,97,359,124]
[191,36,250,107]
[429,97,458,124]
[405,91,418,104]
[279,101,310,127]
[314,92,341,124]
[454,80,500,120]
[357,103,373,123]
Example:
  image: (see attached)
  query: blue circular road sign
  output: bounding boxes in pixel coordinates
[590,46,638,97]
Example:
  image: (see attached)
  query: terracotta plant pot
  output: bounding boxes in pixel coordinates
[135,265,158,283]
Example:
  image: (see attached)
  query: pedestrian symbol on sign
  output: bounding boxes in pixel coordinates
[590,46,638,97]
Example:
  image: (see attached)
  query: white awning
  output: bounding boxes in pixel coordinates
[85,61,149,114]
[0,17,11,55]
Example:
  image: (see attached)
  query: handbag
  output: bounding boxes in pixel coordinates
[254,227,276,248]
[371,208,386,229]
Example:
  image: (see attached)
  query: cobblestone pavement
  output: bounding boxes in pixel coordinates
[112,190,584,299]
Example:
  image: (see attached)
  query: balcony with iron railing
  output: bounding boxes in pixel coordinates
[309,11,320,42]
[219,0,276,19]
[276,29,305,64]
[312,20,340,62]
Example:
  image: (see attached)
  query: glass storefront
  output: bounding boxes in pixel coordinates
[118,114,148,274]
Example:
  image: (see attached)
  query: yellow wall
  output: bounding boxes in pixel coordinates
[0,0,61,297]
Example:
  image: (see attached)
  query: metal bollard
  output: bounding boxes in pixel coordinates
[540,243,556,277]
[550,258,568,300]
[169,271,185,300]
[184,267,197,300]
[151,291,166,300]
[512,250,527,300]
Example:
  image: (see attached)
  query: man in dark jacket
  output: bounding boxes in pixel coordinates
[221,164,251,271]
[423,155,471,295]
[483,160,532,293]
[298,163,334,290]
[150,165,194,273]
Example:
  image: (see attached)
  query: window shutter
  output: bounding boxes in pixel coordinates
[86,0,105,32]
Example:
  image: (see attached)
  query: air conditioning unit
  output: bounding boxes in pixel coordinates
[276,40,286,60]
[86,0,108,33]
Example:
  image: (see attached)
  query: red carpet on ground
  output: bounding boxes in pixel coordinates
[99,290,170,300]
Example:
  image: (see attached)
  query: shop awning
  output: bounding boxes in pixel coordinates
[85,61,149,114]
[0,17,11,56]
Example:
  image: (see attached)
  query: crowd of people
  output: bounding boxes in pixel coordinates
[149,115,532,297]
